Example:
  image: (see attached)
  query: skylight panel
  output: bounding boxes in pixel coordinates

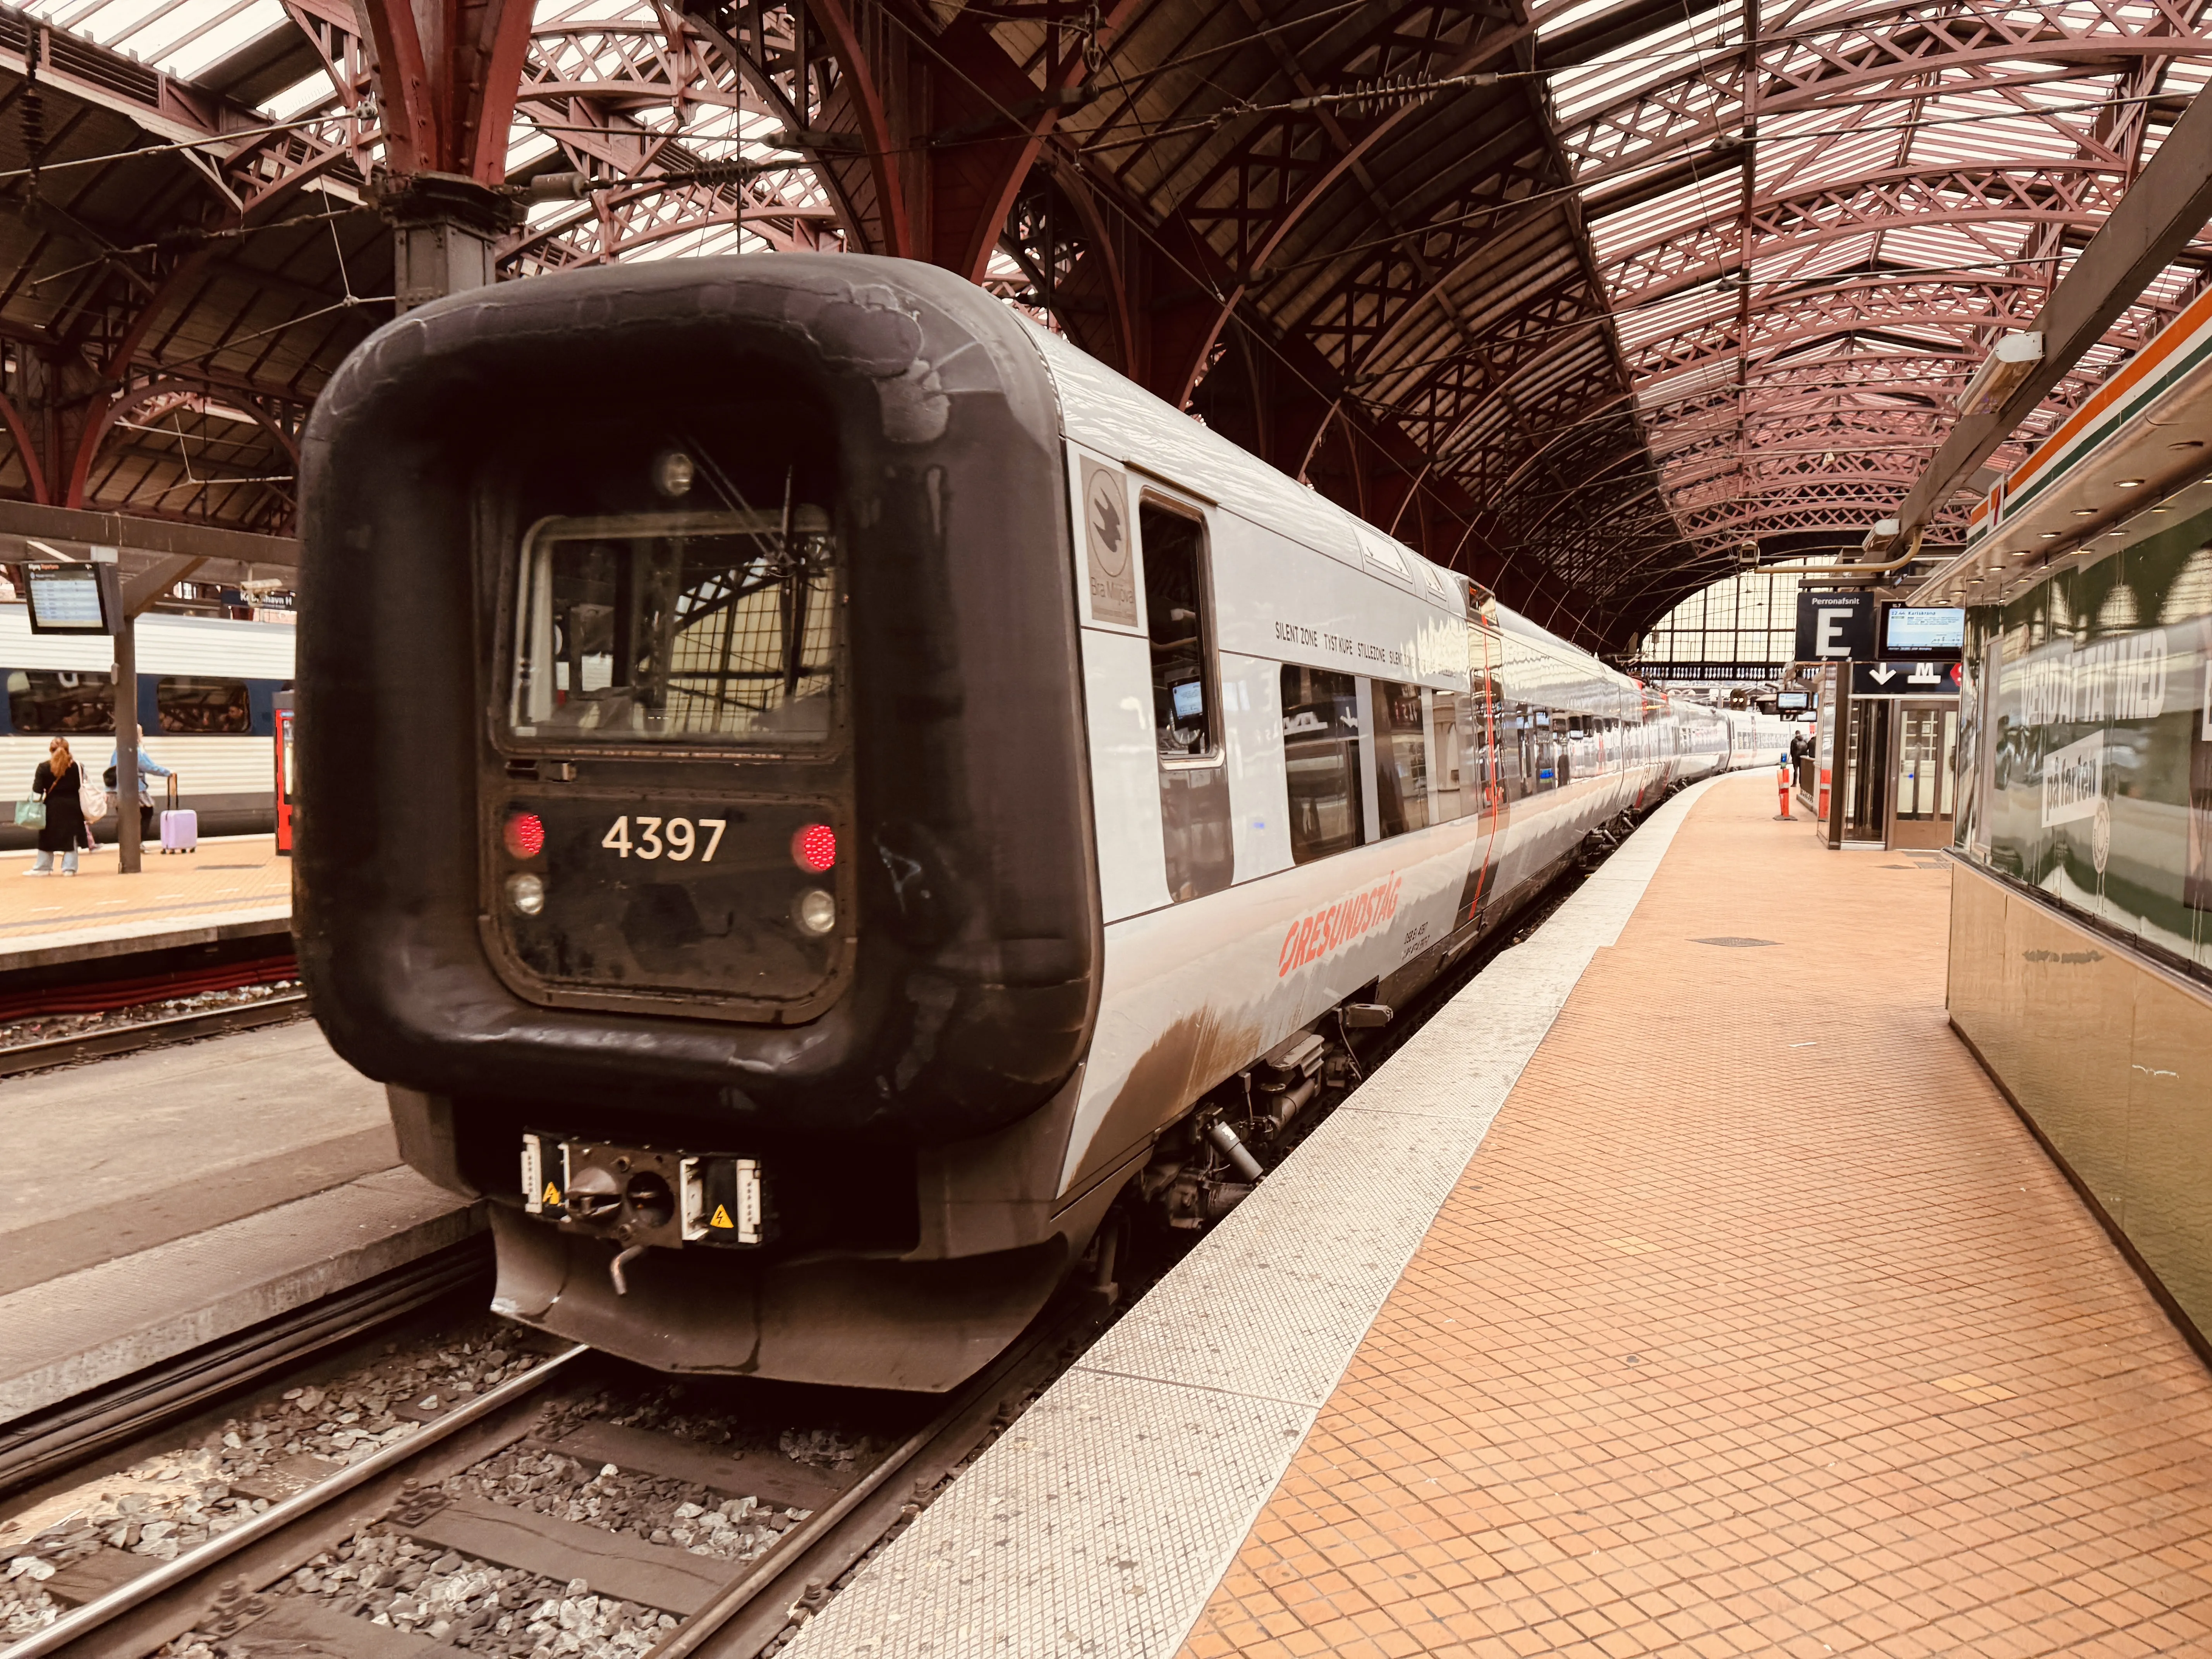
[259,70,335,119]
[1616,295,1732,361]
[505,127,559,173]
[149,0,285,80]
[1550,16,1743,133]
[525,194,586,233]
[1905,117,2083,169]
[78,0,168,51]
[1588,172,1741,265]
[1634,355,1734,410]
[1761,129,1907,193]
[2139,264,2197,308]
[1533,0,1629,38]
[2163,59,2212,97]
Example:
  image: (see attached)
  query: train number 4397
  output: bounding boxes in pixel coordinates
[601,816,726,862]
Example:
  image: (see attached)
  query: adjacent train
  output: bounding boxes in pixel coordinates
[297,255,1781,1391]
[0,608,294,847]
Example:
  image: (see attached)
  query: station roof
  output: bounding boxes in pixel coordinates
[1,0,2207,641]
[1028,0,2212,634]
[0,0,828,541]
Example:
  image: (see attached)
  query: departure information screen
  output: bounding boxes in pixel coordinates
[1884,606,1964,653]
[24,563,112,634]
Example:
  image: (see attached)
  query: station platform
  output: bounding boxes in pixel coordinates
[791,772,2212,1659]
[0,1018,480,1430]
[0,835,291,974]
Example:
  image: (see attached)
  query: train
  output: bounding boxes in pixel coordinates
[296,255,1784,1391]
[0,608,294,848]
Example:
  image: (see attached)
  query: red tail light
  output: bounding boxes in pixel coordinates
[792,823,836,872]
[504,811,546,859]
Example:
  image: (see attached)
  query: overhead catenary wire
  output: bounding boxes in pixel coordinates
[1077,66,1549,153]
[0,109,356,186]
[26,204,370,290]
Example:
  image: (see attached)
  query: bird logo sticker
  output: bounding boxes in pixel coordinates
[1088,471,1127,575]
[1080,458,1138,625]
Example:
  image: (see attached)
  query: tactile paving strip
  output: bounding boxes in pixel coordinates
[823,1370,1309,1657]
[785,778,1724,1659]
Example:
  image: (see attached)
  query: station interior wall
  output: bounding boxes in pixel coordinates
[1949,859,2212,1351]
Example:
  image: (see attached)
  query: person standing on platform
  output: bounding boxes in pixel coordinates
[107,744,171,843]
[26,737,85,875]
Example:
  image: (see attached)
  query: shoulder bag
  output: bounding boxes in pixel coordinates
[15,769,53,829]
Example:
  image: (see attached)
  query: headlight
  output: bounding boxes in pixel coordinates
[794,888,835,936]
[507,873,546,915]
[651,448,695,498]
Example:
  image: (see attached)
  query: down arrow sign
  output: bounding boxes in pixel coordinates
[1869,665,1897,684]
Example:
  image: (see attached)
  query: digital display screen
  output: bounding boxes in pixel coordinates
[1777,690,1809,709]
[1885,606,1964,653]
[24,563,111,634]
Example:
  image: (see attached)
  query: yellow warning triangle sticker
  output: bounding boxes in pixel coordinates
[542,1183,562,1205]
[709,1204,734,1229]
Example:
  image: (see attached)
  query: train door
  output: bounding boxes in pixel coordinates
[1140,494,1233,902]
[1370,678,1429,836]
[1454,624,1505,927]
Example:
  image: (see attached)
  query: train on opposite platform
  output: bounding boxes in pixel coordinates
[0,607,294,848]
[296,255,1783,1391]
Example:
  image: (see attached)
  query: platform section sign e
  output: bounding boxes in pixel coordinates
[1080,457,1138,627]
[1795,590,1878,661]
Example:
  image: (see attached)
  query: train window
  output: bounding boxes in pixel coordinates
[1372,679,1430,836]
[512,507,836,747]
[1430,692,1465,821]
[156,677,250,734]
[1491,699,1523,802]
[1281,665,1363,862]
[7,670,114,734]
[1532,710,1559,788]
[1142,503,1215,759]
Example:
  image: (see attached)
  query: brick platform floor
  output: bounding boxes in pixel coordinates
[1181,776,2212,1659]
[0,835,288,945]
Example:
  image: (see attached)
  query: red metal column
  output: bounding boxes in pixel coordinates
[356,0,538,308]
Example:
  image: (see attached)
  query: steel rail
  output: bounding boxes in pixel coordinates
[0,993,308,1077]
[0,1344,589,1659]
[0,1237,490,1500]
[648,1294,1109,1659]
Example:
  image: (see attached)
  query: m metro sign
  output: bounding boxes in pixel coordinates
[1793,591,1877,662]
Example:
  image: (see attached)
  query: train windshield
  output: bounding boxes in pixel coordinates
[510,507,836,747]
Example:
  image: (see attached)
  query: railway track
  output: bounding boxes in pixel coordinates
[0,991,309,1078]
[0,1290,1111,1659]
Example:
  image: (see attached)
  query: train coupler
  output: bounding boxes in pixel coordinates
[520,1132,766,1250]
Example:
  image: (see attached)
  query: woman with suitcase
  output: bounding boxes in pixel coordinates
[25,737,86,875]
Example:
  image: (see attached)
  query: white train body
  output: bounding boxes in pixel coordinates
[1035,327,1750,1195]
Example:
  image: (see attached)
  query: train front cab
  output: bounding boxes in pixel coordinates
[297,257,1118,1390]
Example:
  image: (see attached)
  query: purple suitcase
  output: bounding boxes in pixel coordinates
[160,775,196,852]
